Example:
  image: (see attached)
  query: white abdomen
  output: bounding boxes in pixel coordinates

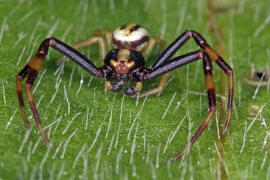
[112,24,149,52]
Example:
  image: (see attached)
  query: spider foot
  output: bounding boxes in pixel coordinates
[105,81,123,92]
[112,83,123,92]
[127,81,143,96]
[124,87,137,96]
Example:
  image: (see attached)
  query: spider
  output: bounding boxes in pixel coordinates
[16,24,233,161]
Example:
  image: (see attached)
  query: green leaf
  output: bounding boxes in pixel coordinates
[0,0,270,179]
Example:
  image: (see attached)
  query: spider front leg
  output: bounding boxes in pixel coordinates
[57,36,108,64]
[16,37,102,146]
[151,30,233,134]
[139,50,224,161]
[57,29,114,65]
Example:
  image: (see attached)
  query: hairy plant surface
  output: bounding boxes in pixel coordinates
[0,0,270,179]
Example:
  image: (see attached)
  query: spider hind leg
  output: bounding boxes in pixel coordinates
[138,37,169,97]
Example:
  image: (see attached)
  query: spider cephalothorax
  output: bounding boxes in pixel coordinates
[105,49,144,74]
[100,48,146,94]
[16,23,234,161]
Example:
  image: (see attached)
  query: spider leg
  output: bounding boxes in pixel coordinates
[142,37,165,60]
[144,50,203,79]
[105,81,124,92]
[16,65,31,128]
[151,30,233,133]
[151,31,191,70]
[137,73,169,98]
[57,36,107,64]
[25,69,51,145]
[16,37,102,146]
[138,37,170,97]
[190,31,233,133]
[93,29,113,51]
[171,53,216,162]
[124,82,142,95]
[138,50,220,160]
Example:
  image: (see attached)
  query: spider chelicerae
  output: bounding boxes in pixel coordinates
[16,24,234,161]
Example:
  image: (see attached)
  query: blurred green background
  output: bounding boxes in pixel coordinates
[0,0,270,179]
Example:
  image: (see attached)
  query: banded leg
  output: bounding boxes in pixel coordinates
[191,31,233,133]
[58,36,107,64]
[93,29,113,51]
[171,53,216,161]
[16,65,31,128]
[138,37,169,97]
[139,51,218,160]
[16,56,51,145]
[16,37,101,146]
[151,30,233,133]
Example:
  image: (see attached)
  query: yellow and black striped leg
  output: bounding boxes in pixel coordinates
[171,53,216,161]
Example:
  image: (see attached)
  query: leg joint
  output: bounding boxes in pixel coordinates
[227,69,233,75]
[37,37,56,56]
[209,106,216,112]
[184,30,193,37]
[25,83,32,89]
[202,52,213,71]
[16,75,23,81]
[190,30,208,48]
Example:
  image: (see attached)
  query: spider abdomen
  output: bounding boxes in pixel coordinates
[112,24,149,51]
